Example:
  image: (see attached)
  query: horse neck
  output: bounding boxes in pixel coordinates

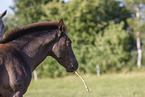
[10,30,58,71]
[0,19,4,39]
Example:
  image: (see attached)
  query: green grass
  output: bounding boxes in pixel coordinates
[24,72,145,97]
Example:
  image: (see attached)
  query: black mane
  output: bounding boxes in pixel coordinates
[0,21,59,44]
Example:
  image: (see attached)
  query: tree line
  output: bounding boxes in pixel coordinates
[4,0,145,78]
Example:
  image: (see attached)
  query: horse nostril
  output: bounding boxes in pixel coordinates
[70,63,74,68]
[70,63,78,71]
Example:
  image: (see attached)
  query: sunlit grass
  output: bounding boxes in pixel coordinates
[24,72,145,97]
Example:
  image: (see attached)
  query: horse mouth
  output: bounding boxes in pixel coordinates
[66,63,78,72]
[66,67,74,72]
[57,59,78,72]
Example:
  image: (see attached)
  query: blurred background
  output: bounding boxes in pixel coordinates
[1,0,145,78]
[1,0,145,97]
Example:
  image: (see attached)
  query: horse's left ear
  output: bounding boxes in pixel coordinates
[0,10,7,18]
[58,19,64,34]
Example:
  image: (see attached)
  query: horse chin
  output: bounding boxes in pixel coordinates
[66,68,74,72]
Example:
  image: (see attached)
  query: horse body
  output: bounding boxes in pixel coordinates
[0,20,78,97]
[0,44,31,96]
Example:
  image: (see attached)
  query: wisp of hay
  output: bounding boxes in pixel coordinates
[70,63,90,93]
[74,70,90,93]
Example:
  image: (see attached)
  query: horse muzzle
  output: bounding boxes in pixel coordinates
[66,62,78,72]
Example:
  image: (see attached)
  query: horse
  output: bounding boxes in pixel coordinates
[0,10,7,39]
[0,19,78,97]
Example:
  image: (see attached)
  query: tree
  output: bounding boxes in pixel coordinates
[9,0,61,26]
[123,0,145,68]
[88,21,132,73]
[4,0,133,77]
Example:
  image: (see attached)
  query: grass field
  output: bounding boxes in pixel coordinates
[24,72,145,97]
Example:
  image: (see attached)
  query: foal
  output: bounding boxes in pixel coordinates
[0,19,78,97]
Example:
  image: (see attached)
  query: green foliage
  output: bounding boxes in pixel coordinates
[123,0,145,41]
[93,21,131,72]
[4,0,133,77]
[73,21,132,74]
[36,57,67,78]
[123,0,145,68]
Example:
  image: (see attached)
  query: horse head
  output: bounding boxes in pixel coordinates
[52,19,78,72]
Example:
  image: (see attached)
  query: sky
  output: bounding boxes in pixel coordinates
[0,0,13,15]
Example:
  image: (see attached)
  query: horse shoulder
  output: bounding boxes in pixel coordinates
[0,46,32,94]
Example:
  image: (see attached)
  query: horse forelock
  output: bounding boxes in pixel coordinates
[0,21,65,44]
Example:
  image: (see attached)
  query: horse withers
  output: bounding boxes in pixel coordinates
[0,19,78,97]
[0,10,7,39]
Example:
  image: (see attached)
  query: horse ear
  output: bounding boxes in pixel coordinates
[0,10,7,18]
[58,19,64,34]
